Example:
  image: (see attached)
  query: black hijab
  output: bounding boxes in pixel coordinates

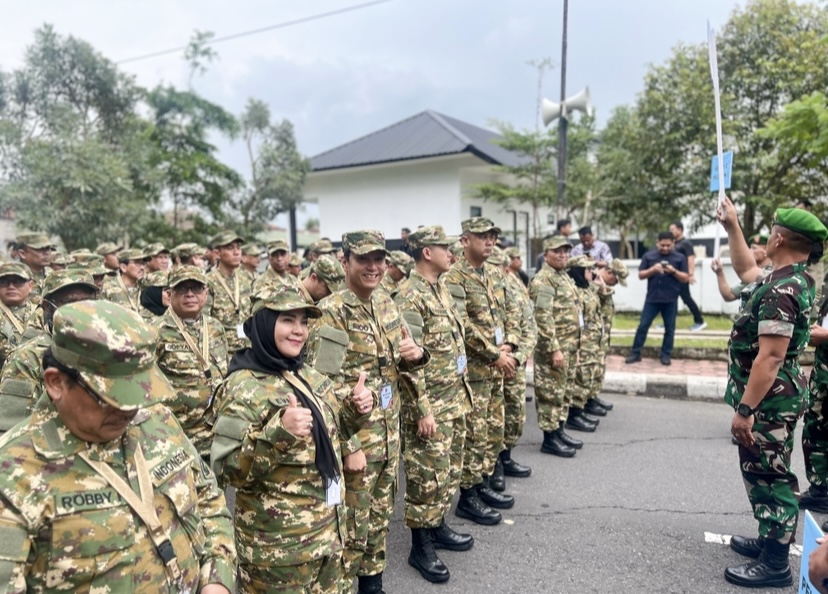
[140,286,167,316]
[228,308,340,486]
[568,266,590,289]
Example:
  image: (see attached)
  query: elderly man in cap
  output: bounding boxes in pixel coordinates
[154,265,228,460]
[0,300,236,592]
[95,242,122,276]
[144,243,171,273]
[16,232,54,302]
[715,198,827,588]
[253,239,302,292]
[206,231,252,353]
[444,217,521,524]
[379,250,413,298]
[0,270,99,434]
[102,248,148,313]
[0,263,35,369]
[307,230,428,594]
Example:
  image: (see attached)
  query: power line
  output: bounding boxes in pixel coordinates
[116,0,395,65]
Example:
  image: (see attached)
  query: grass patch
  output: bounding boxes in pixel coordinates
[611,336,728,349]
[613,312,732,332]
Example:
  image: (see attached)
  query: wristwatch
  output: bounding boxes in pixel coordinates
[736,403,757,417]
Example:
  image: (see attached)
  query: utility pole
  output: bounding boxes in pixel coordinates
[556,0,569,222]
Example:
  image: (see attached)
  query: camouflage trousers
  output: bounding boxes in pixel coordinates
[503,363,527,450]
[593,340,610,395]
[460,372,504,489]
[803,375,828,487]
[534,348,576,432]
[342,458,398,581]
[238,551,343,593]
[572,349,602,408]
[403,415,466,528]
[738,406,801,545]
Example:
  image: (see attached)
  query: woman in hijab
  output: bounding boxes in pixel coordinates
[210,285,374,593]
[139,270,169,319]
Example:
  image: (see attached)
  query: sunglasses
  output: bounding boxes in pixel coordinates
[171,283,206,296]
[0,277,28,288]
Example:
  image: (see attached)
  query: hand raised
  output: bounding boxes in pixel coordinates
[352,371,373,414]
[282,394,313,437]
[399,325,423,362]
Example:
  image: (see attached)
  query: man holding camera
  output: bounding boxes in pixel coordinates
[625,231,690,366]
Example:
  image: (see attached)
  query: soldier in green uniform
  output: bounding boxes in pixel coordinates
[0,264,35,371]
[289,252,303,276]
[49,252,69,272]
[15,232,54,304]
[253,239,302,292]
[720,203,827,588]
[145,243,171,273]
[306,230,428,594]
[298,255,345,305]
[154,266,228,460]
[206,232,252,353]
[592,259,629,413]
[379,250,413,297]
[394,226,474,584]
[102,248,148,313]
[95,241,122,277]
[443,218,520,523]
[0,300,236,593]
[68,252,108,290]
[529,237,590,458]
[300,239,336,279]
[0,270,99,434]
[172,243,206,269]
[240,243,263,283]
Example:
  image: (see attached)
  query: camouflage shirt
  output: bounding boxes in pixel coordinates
[379,274,402,298]
[530,264,582,353]
[0,396,236,593]
[394,271,472,423]
[0,303,35,370]
[206,267,252,353]
[0,330,50,434]
[578,284,603,354]
[812,291,828,390]
[102,274,142,313]
[251,267,303,294]
[725,262,814,409]
[21,266,49,306]
[211,366,369,567]
[153,310,229,459]
[505,271,538,365]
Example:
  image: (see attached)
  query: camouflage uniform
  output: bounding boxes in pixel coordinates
[139,269,169,320]
[16,232,55,305]
[503,268,537,450]
[0,264,36,370]
[306,230,428,584]
[253,265,303,293]
[379,251,413,298]
[0,301,236,593]
[805,291,828,493]
[102,248,146,314]
[569,258,603,409]
[206,267,252,353]
[725,262,814,545]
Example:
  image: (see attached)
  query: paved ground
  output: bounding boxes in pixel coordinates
[605,354,727,377]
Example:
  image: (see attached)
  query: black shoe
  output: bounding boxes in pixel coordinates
[409,528,450,583]
[584,400,608,417]
[724,540,792,588]
[477,478,514,509]
[540,430,576,457]
[800,485,828,513]
[625,354,641,364]
[566,414,597,433]
[575,409,601,425]
[660,354,671,366]
[525,393,533,402]
[591,396,614,411]
[454,487,501,526]
[490,458,506,492]
[357,573,386,594]
[730,535,764,559]
[556,427,583,449]
[432,518,474,551]
[500,449,531,478]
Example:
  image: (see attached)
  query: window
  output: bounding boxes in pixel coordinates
[547,212,556,225]
[470,206,482,217]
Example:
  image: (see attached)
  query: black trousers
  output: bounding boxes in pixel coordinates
[678,283,703,324]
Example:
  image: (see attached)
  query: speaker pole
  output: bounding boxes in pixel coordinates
[556,0,569,221]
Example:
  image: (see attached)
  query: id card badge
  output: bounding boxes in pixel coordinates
[822,316,828,330]
[236,324,246,339]
[579,312,585,328]
[380,384,393,410]
[326,477,342,507]
[495,327,504,346]
[456,354,467,375]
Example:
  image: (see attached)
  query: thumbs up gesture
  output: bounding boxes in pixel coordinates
[399,325,423,362]
[282,393,314,437]
[352,371,373,414]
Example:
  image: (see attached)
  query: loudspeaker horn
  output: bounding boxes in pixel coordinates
[541,86,593,126]
[541,99,563,126]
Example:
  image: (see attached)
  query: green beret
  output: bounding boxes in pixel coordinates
[774,208,828,243]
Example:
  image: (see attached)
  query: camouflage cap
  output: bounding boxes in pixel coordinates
[70,249,93,257]
[387,250,413,268]
[407,225,458,250]
[51,300,172,411]
[117,248,148,263]
[566,255,595,270]
[68,253,107,276]
[487,246,509,266]
[171,242,202,260]
[342,230,388,256]
[267,239,290,254]
[242,243,264,257]
[95,242,122,256]
[250,284,321,318]
[289,253,303,267]
[461,217,501,235]
[505,247,521,259]
[16,232,54,250]
[209,231,245,249]
[42,269,99,298]
[450,240,464,257]
[144,243,169,257]
[141,270,168,288]
[51,253,71,266]
[0,262,32,280]
[168,265,208,287]
[543,237,572,251]
[311,255,345,288]
[609,259,629,286]
[310,239,335,254]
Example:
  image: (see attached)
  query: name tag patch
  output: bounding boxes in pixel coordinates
[151,450,193,485]
[55,488,123,514]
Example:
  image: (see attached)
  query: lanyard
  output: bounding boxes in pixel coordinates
[214,271,239,310]
[0,302,24,334]
[117,273,140,312]
[78,443,183,586]
[169,311,212,379]
[433,280,465,359]
[357,297,389,373]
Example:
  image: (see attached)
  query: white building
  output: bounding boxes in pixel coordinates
[303,110,554,259]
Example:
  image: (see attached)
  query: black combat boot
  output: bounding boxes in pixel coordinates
[455,486,501,525]
[565,410,597,433]
[490,457,506,492]
[584,398,608,417]
[729,534,763,559]
[591,396,614,411]
[357,572,386,594]
[575,408,601,425]
[499,449,531,477]
[724,539,792,588]
[556,427,583,449]
[477,476,514,509]
[432,517,474,551]
[800,484,828,513]
[540,430,576,457]
[408,528,451,583]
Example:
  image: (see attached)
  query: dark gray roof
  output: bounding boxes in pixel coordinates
[310,110,528,171]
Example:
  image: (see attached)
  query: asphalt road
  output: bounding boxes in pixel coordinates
[379,390,813,594]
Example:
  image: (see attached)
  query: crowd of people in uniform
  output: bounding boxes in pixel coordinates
[0,219,636,593]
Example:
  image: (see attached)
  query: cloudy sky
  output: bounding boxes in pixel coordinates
[1,0,746,224]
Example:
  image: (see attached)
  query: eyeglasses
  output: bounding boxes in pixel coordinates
[75,374,109,409]
[0,277,28,288]
[171,283,206,296]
